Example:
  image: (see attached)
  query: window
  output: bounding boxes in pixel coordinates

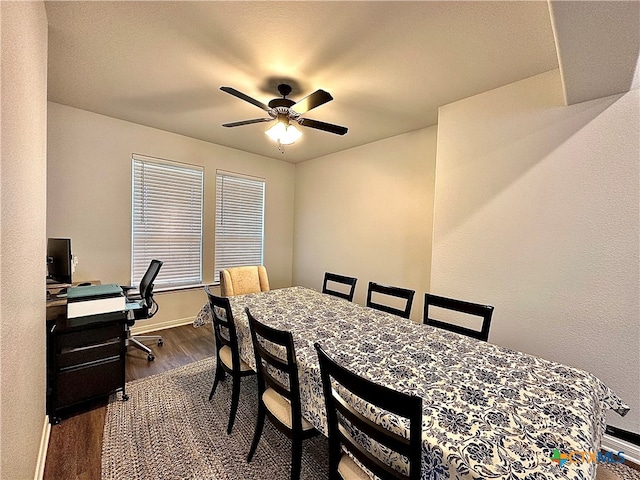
[214,171,265,282]
[132,155,204,288]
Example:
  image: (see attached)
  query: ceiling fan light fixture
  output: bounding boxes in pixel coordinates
[265,121,301,145]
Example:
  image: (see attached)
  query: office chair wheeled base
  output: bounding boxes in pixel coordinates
[128,335,163,361]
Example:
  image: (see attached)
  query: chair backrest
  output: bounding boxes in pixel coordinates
[315,343,423,480]
[220,266,270,296]
[366,282,415,319]
[423,293,494,341]
[322,272,358,302]
[138,259,163,317]
[205,286,242,371]
[246,308,304,430]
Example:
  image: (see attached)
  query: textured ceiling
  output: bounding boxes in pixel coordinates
[46,1,560,163]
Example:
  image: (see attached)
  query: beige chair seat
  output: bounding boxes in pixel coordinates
[262,388,314,431]
[219,345,252,372]
[338,454,372,480]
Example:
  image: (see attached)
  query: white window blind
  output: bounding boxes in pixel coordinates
[215,171,265,283]
[132,155,204,288]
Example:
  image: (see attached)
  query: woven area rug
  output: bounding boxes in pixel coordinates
[101,357,329,480]
[599,462,640,480]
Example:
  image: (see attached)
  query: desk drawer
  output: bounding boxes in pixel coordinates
[56,323,122,350]
[56,357,123,407]
[57,340,121,368]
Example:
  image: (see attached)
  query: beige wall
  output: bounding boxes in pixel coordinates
[292,128,437,321]
[47,102,295,329]
[432,69,639,433]
[0,1,49,478]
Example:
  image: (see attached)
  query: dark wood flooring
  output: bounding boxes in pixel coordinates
[43,323,213,480]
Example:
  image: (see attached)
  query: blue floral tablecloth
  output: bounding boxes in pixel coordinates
[194,287,629,480]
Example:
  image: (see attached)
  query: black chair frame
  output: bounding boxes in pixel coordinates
[423,293,494,342]
[246,308,317,480]
[366,282,415,319]
[322,272,358,302]
[205,286,255,434]
[123,259,163,361]
[315,343,423,480]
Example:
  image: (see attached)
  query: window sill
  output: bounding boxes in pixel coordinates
[154,283,219,294]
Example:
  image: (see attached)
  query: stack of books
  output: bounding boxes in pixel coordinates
[66,283,126,319]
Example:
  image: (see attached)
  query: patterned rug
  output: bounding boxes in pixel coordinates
[599,462,640,480]
[101,357,329,480]
[101,356,639,480]
[596,463,640,480]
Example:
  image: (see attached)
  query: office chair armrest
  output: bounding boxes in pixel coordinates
[121,285,142,299]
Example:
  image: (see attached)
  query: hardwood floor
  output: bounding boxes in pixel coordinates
[43,323,214,480]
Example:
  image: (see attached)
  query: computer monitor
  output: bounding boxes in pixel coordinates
[47,238,72,284]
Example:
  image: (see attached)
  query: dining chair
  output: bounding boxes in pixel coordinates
[246,308,318,480]
[204,286,255,434]
[366,282,415,319]
[423,293,494,342]
[220,265,270,296]
[322,272,358,302]
[315,343,423,480]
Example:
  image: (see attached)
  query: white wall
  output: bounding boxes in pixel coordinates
[432,69,639,432]
[0,1,49,478]
[293,127,437,320]
[47,102,295,329]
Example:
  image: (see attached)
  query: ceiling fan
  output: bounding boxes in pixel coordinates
[220,83,348,148]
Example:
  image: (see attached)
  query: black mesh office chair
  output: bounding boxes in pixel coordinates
[123,259,163,361]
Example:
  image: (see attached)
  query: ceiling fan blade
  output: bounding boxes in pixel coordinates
[291,89,333,115]
[222,118,273,127]
[298,118,348,136]
[220,86,270,112]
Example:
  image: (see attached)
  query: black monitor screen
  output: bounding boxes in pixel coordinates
[47,238,72,284]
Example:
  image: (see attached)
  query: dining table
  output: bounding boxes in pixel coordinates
[194,286,629,480]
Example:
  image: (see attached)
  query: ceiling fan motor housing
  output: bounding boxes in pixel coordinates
[268,98,296,109]
[268,83,296,109]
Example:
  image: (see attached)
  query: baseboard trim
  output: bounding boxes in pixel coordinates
[602,433,640,467]
[34,416,51,480]
[130,316,196,335]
